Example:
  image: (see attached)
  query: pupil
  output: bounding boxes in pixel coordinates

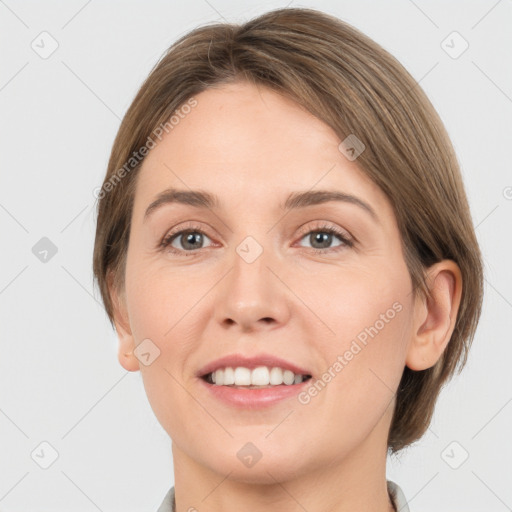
[312,232,331,248]
[183,232,202,249]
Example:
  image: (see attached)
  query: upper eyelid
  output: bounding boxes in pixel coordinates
[163,220,348,238]
[296,222,351,237]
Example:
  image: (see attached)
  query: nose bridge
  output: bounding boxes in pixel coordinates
[214,231,290,330]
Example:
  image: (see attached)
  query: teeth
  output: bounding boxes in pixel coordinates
[207,366,309,387]
[269,367,283,385]
[283,369,295,385]
[234,367,252,385]
[251,366,269,385]
[214,369,223,386]
[223,367,235,385]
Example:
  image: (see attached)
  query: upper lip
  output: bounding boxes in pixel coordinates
[197,353,312,378]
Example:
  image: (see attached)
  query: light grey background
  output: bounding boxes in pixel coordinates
[1,0,511,510]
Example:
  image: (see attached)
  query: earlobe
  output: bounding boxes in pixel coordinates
[108,272,140,373]
[405,260,462,371]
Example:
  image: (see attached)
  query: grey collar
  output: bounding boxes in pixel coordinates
[157,479,410,511]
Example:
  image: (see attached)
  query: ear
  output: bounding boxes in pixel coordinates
[108,271,140,372]
[406,260,463,371]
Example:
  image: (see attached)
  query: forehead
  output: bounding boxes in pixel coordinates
[133,81,391,217]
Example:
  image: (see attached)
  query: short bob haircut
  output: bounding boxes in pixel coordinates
[93,7,483,453]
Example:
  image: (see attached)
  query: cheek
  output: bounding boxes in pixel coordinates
[310,261,409,339]
[123,261,202,437]
[312,265,412,394]
[124,253,196,343]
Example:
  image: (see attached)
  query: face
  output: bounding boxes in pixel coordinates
[117,81,416,483]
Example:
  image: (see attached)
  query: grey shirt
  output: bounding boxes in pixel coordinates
[157,479,410,511]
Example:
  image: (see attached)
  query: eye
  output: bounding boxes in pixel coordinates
[159,221,354,256]
[160,223,214,255]
[296,223,354,253]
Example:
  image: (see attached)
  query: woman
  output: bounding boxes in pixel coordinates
[93,7,483,511]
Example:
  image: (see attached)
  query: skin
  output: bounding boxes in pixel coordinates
[110,81,462,512]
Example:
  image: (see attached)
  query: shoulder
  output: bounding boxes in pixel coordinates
[156,486,175,512]
[387,480,410,511]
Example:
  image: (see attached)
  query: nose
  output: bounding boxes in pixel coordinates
[214,242,292,333]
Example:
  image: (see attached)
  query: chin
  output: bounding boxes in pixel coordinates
[216,463,304,485]
[202,447,309,485]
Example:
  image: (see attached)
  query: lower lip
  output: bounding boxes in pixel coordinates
[198,377,312,408]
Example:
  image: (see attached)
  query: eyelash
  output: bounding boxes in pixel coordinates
[159,222,354,257]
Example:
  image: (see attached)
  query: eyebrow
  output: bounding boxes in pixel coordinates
[143,187,378,222]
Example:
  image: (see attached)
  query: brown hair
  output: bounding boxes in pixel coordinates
[92,7,483,453]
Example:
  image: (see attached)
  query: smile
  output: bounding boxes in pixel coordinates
[203,365,312,387]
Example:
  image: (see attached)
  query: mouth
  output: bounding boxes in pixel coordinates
[200,366,313,389]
